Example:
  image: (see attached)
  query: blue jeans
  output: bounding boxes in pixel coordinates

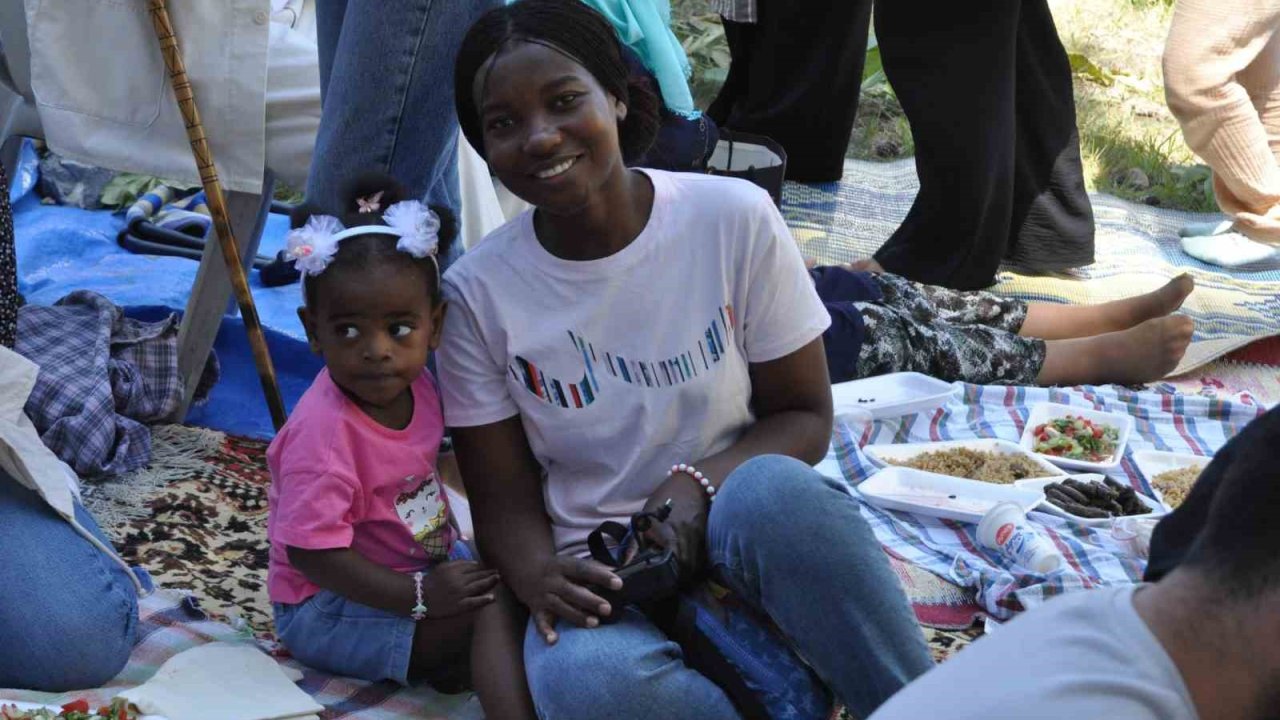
[309,0,500,268]
[524,455,933,719]
[0,473,146,691]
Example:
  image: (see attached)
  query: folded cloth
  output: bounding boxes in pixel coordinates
[124,187,211,238]
[119,643,323,720]
[15,291,218,477]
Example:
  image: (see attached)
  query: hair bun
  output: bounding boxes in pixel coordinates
[339,171,411,216]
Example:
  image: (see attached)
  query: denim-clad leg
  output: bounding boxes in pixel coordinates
[0,473,141,691]
[523,606,740,720]
[308,0,499,269]
[706,455,933,717]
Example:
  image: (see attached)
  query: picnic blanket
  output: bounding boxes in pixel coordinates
[0,589,485,720]
[833,383,1267,620]
[785,159,1280,375]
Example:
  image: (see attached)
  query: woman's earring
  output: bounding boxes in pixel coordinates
[616,100,628,122]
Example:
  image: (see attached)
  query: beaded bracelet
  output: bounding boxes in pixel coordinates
[668,463,716,502]
[411,571,428,620]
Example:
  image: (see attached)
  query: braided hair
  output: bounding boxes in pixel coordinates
[454,0,661,165]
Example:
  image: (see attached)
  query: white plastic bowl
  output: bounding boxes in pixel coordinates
[864,438,1066,482]
[1014,474,1165,526]
[1019,402,1133,473]
[1131,449,1212,510]
[859,466,1045,524]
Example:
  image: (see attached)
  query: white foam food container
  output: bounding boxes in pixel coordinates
[859,466,1046,524]
[830,372,958,421]
[1019,402,1133,473]
[1131,449,1212,510]
[863,438,1066,481]
[1014,474,1166,526]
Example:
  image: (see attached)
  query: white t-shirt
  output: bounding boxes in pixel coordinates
[870,585,1199,720]
[437,169,830,555]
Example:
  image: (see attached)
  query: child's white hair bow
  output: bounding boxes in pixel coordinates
[284,199,441,277]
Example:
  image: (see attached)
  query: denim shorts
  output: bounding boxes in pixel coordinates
[273,543,473,685]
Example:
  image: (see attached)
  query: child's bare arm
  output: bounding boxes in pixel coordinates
[287,546,499,617]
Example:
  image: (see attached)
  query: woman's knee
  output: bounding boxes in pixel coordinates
[523,613,708,719]
[0,601,135,691]
[714,455,845,532]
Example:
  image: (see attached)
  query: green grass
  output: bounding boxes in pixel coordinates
[667,0,1217,212]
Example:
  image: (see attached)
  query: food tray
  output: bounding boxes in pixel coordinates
[863,438,1066,482]
[830,372,958,421]
[1019,402,1133,473]
[1014,474,1166,526]
[1131,449,1211,510]
[858,466,1045,524]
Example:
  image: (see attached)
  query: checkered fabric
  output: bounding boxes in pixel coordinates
[14,291,215,477]
[831,383,1266,620]
[0,589,485,720]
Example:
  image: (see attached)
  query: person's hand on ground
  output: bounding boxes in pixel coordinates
[522,556,621,644]
[423,560,500,617]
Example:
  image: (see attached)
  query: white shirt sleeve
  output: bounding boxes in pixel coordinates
[739,199,832,363]
[436,283,520,428]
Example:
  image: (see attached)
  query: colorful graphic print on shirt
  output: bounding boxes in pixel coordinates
[510,304,736,408]
[394,471,452,561]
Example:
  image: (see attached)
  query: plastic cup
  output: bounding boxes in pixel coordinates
[977,502,1064,574]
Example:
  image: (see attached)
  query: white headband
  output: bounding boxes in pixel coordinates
[285,199,441,278]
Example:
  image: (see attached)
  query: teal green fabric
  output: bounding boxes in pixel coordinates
[505,0,698,117]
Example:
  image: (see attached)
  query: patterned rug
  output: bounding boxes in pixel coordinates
[81,425,275,635]
[83,424,982,660]
[783,159,1280,375]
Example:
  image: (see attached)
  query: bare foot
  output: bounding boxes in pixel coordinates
[1108,274,1195,330]
[1039,315,1194,386]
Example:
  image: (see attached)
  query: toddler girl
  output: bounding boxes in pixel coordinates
[266,175,533,718]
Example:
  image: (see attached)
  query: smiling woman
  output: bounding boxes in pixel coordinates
[439,2,934,719]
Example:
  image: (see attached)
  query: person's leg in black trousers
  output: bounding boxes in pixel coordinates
[1008,0,1095,273]
[708,0,873,183]
[873,0,1093,290]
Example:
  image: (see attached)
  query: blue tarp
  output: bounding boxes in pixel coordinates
[11,148,320,439]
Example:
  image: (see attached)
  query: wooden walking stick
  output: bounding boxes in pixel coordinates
[148,0,288,430]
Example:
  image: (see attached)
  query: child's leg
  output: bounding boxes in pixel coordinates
[856,303,1194,385]
[408,612,478,689]
[1019,275,1195,340]
[875,271,1195,340]
[855,303,1046,384]
[873,272,1029,331]
[469,585,536,720]
[1036,316,1194,386]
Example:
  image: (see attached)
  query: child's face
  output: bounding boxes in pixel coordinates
[299,261,444,422]
[474,41,628,215]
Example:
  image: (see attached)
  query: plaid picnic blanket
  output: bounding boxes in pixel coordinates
[833,384,1266,620]
[0,590,484,720]
[15,292,192,477]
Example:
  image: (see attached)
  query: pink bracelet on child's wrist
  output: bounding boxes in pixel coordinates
[668,463,716,502]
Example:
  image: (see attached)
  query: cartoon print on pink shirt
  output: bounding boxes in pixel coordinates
[395,472,451,561]
[509,304,736,408]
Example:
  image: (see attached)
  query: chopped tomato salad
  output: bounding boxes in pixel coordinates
[1032,415,1120,462]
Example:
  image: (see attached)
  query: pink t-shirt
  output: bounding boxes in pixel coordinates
[267,368,455,605]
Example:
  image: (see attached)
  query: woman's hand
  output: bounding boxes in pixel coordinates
[521,556,622,645]
[423,560,501,617]
[638,472,712,583]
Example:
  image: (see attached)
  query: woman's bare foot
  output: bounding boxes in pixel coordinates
[1021,274,1195,340]
[1037,315,1195,386]
[1109,274,1195,329]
